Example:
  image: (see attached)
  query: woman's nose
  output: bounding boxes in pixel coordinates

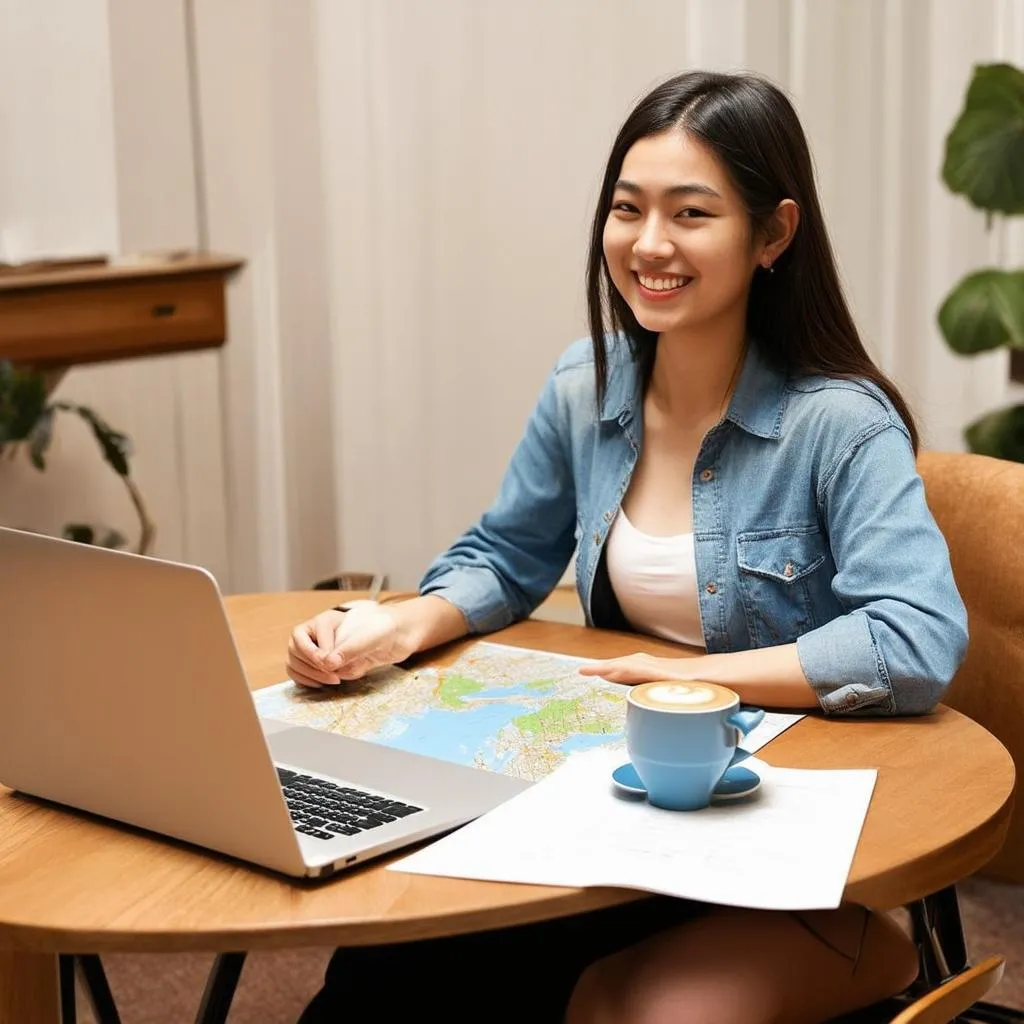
[633,216,674,260]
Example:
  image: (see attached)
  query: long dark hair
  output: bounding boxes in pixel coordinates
[585,70,919,451]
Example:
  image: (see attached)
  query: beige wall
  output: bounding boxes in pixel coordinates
[2,0,1022,594]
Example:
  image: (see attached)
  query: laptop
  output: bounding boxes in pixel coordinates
[0,526,529,879]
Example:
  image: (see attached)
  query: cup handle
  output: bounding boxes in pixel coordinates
[727,707,765,743]
[726,708,764,767]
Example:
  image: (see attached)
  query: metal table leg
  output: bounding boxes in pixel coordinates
[76,955,121,1024]
[59,955,77,1024]
[194,952,247,1024]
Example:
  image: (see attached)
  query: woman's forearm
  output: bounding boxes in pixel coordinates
[675,644,818,709]
[581,642,821,710]
[394,595,471,653]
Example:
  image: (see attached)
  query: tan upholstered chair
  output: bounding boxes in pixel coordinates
[917,450,1024,883]
[851,452,1024,1024]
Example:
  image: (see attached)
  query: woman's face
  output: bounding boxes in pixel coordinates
[602,130,761,339]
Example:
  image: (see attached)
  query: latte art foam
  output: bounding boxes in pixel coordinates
[629,681,737,712]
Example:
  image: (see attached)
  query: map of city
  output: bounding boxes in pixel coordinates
[253,641,629,781]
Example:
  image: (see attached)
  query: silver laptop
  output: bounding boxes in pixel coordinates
[0,526,528,879]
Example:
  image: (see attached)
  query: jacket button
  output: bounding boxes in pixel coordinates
[705,582,718,594]
[700,468,714,482]
[783,561,794,578]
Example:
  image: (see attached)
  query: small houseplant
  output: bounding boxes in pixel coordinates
[0,359,155,553]
[938,61,1024,462]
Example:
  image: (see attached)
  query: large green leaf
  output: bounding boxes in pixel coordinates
[938,268,1024,354]
[942,63,1024,214]
[964,403,1024,462]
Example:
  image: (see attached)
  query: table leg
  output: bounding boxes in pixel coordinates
[194,952,246,1024]
[0,951,61,1024]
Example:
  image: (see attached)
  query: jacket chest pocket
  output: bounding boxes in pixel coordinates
[736,527,828,646]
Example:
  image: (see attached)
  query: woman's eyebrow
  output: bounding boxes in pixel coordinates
[613,179,722,200]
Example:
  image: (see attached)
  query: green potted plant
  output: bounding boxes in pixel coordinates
[0,359,154,553]
[938,62,1024,463]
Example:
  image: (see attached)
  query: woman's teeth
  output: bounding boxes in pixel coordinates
[638,274,689,291]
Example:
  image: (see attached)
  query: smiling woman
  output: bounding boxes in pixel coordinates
[293,70,964,1024]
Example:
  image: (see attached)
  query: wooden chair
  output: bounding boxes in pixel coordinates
[891,956,1006,1023]
[834,956,1006,1023]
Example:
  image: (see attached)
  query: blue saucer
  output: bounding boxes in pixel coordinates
[611,757,761,803]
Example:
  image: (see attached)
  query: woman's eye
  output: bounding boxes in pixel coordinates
[677,208,709,219]
[612,202,640,215]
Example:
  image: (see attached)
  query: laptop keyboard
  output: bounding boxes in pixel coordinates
[276,766,424,842]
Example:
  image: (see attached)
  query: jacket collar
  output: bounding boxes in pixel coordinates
[599,337,788,440]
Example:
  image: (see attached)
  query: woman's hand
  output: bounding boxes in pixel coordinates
[579,652,698,685]
[286,601,418,686]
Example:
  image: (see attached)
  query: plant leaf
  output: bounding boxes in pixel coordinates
[964,403,1024,462]
[938,268,1024,354]
[0,361,47,444]
[62,523,96,545]
[52,402,133,477]
[27,407,56,470]
[942,63,1024,214]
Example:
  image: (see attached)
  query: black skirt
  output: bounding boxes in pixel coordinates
[298,895,701,1023]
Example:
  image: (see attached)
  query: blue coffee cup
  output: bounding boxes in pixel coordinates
[626,681,765,811]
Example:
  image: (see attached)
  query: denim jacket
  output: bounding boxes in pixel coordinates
[420,337,968,716]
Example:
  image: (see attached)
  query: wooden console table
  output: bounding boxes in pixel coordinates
[0,253,243,368]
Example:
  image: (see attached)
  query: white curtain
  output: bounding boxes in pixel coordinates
[313,0,1024,588]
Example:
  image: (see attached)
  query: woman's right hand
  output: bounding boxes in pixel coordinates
[286,600,419,687]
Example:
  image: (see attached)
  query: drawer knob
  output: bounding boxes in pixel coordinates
[152,303,177,318]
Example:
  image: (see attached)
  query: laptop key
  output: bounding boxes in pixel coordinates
[382,803,421,817]
[325,821,361,835]
[296,825,334,840]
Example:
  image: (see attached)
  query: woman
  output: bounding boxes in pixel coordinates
[291,70,966,1023]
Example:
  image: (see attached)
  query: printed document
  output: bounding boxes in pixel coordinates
[391,749,875,910]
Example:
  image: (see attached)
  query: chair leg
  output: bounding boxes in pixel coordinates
[907,886,1024,1022]
[194,952,247,1024]
[908,884,969,988]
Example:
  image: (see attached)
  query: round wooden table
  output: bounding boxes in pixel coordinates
[0,591,1015,1022]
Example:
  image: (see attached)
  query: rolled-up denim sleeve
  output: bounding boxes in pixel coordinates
[419,367,577,635]
[796,423,968,716]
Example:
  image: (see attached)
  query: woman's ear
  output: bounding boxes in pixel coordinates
[760,199,800,268]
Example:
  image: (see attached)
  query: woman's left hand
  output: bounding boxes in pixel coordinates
[579,652,702,685]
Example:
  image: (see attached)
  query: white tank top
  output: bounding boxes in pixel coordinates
[605,509,706,649]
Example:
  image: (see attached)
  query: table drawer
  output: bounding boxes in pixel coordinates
[0,272,229,367]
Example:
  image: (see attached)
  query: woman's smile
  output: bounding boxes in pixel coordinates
[633,271,694,300]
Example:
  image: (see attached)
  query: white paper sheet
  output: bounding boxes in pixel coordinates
[390,749,876,910]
